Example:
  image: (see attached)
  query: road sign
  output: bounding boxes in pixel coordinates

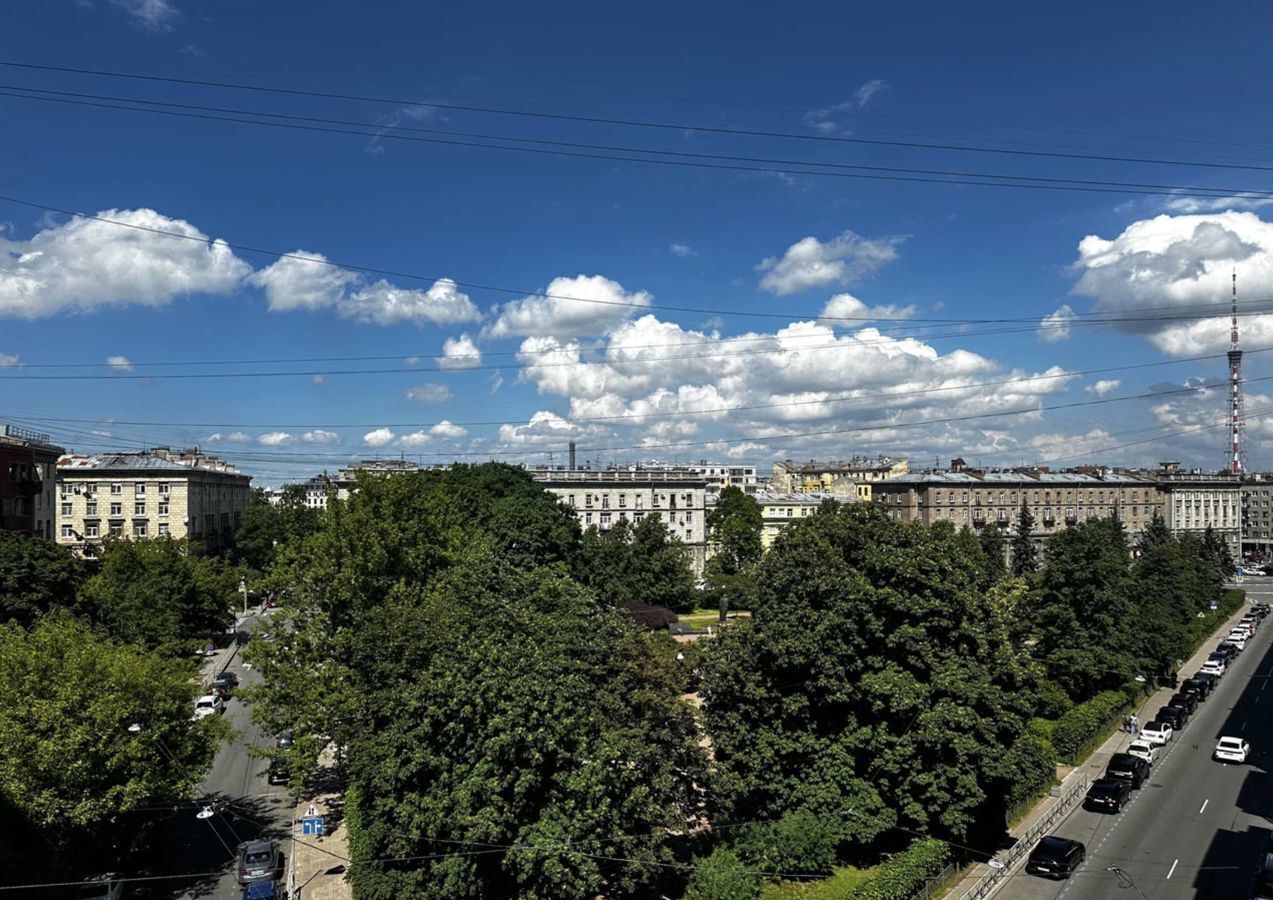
[302,815,325,836]
[305,802,319,818]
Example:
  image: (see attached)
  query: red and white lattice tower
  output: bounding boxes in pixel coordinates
[1228,270,1245,475]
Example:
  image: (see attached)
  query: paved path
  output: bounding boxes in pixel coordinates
[987,579,1273,900]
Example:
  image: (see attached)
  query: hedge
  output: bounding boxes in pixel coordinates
[845,839,950,900]
[1049,689,1130,763]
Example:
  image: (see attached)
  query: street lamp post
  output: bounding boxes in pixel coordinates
[239,577,248,618]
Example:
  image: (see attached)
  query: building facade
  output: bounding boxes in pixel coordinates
[873,469,1163,553]
[532,467,709,574]
[685,463,759,495]
[0,424,65,539]
[1242,475,1273,560]
[1150,462,1241,562]
[771,456,908,500]
[753,491,844,549]
[291,459,425,512]
[56,448,251,556]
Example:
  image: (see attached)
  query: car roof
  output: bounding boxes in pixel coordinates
[1218,736,1245,745]
[1037,835,1073,851]
[197,694,217,702]
[1144,721,1166,729]
[243,839,274,853]
[1108,753,1140,763]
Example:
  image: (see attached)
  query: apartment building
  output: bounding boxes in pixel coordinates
[532,467,709,574]
[771,456,908,500]
[754,491,844,548]
[1242,474,1273,560]
[0,424,65,539]
[686,462,759,495]
[1150,462,1241,562]
[56,447,251,556]
[873,468,1163,555]
[292,459,424,512]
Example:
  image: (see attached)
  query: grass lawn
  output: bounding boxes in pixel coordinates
[679,608,751,630]
[761,866,874,899]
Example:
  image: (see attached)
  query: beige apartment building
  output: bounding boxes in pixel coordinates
[771,456,908,500]
[1152,462,1241,562]
[56,448,251,556]
[532,467,709,574]
[753,491,845,548]
[872,468,1163,555]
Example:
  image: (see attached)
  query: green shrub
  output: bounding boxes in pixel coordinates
[735,810,839,876]
[1050,689,1127,762]
[846,839,949,900]
[688,847,761,900]
[1035,679,1073,719]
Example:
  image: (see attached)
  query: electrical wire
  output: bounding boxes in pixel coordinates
[4,59,1272,174]
[4,83,1272,200]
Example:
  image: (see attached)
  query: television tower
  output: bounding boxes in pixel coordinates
[1228,270,1245,475]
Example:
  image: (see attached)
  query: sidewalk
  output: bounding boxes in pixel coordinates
[943,596,1251,900]
[289,745,353,900]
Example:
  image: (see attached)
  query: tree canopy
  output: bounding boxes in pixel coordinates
[706,486,763,576]
[232,484,322,574]
[700,503,1039,860]
[0,531,82,629]
[1010,502,1038,577]
[576,514,697,613]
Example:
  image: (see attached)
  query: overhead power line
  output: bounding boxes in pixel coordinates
[4,59,1273,174]
[4,84,1272,200]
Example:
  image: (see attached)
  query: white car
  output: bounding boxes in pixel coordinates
[1202,658,1227,677]
[193,694,224,719]
[1225,633,1247,651]
[1141,722,1173,746]
[1214,736,1250,763]
[1233,622,1253,638]
[75,874,124,900]
[1126,739,1158,766]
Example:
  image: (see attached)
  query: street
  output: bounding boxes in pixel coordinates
[999,578,1273,900]
[139,611,293,900]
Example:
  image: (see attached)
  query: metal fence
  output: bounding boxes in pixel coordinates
[948,773,1090,900]
[910,860,961,900]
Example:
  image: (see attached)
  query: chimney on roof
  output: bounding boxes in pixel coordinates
[569,441,577,470]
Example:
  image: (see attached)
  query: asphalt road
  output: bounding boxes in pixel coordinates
[999,579,1273,900]
[140,611,293,900]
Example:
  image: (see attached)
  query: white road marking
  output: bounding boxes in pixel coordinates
[1168,858,1179,879]
[1199,798,1209,814]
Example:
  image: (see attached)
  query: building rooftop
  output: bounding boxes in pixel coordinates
[0,423,64,454]
[750,491,848,503]
[58,448,246,476]
[532,468,707,484]
[880,470,1156,486]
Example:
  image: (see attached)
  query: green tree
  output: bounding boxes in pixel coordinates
[0,615,221,840]
[700,505,1039,856]
[1139,512,1171,552]
[1202,525,1234,578]
[233,484,322,574]
[1010,502,1038,577]
[978,524,1008,585]
[77,537,239,649]
[685,848,760,900]
[577,515,697,613]
[249,465,707,900]
[706,486,763,576]
[0,531,82,628]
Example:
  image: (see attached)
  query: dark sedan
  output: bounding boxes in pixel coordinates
[1182,675,1213,700]
[1168,691,1198,715]
[1104,753,1149,789]
[1083,777,1132,813]
[1026,835,1086,879]
[1157,705,1187,730]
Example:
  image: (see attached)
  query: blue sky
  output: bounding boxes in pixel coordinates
[2,1,1273,484]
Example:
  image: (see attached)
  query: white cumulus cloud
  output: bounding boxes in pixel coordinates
[821,292,916,323]
[429,419,467,439]
[757,231,903,295]
[0,352,19,368]
[484,274,652,339]
[258,432,293,446]
[439,334,481,369]
[105,355,133,372]
[1037,304,1077,342]
[670,243,697,258]
[1086,379,1122,397]
[404,383,452,403]
[301,430,339,444]
[0,209,250,318]
[363,427,395,447]
[205,431,252,443]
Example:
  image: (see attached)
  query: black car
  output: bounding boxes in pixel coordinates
[1218,641,1241,658]
[1026,835,1086,878]
[1157,706,1187,730]
[1182,675,1213,700]
[1084,777,1132,813]
[1168,691,1198,715]
[212,672,239,697]
[275,730,293,750]
[266,759,290,786]
[1104,753,1149,789]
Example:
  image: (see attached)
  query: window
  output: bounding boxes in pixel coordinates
[85,523,99,539]
[601,495,610,509]
[686,529,693,540]
[133,521,148,538]
[618,495,626,508]
[61,524,73,539]
[83,482,96,497]
[600,512,611,525]
[110,503,122,517]
[61,502,72,516]
[159,482,170,495]
[111,482,122,495]
[134,482,146,495]
[135,501,146,516]
[584,512,592,525]
[157,523,169,536]
[109,523,123,537]
[86,501,98,516]
[584,494,593,508]
[567,494,575,507]
[635,495,643,509]
[158,501,169,516]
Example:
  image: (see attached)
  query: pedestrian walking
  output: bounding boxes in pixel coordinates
[1131,714,1139,734]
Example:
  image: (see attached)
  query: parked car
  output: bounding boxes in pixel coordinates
[1104,753,1150,789]
[1141,721,1173,745]
[1126,740,1158,766]
[236,840,284,885]
[1157,706,1187,730]
[1168,691,1198,715]
[75,874,124,900]
[1214,736,1250,763]
[267,759,291,786]
[1217,642,1240,659]
[1225,633,1248,651]
[244,883,286,900]
[1084,777,1132,813]
[193,694,224,719]
[275,730,293,750]
[1026,835,1086,879]
[1202,657,1227,677]
[1182,676,1213,700]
